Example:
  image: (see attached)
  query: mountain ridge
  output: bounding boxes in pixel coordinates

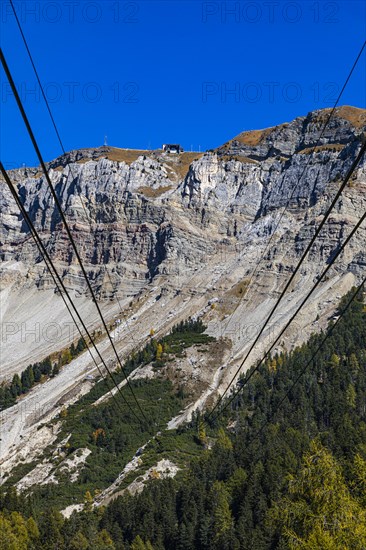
[0,106,365,483]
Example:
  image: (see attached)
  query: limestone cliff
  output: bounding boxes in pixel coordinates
[0,107,365,476]
[0,106,365,376]
[2,106,364,295]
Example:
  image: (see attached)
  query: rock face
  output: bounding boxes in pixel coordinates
[0,107,365,360]
[0,106,365,479]
[184,106,365,217]
[1,106,365,297]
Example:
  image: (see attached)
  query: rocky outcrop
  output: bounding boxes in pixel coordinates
[1,106,365,302]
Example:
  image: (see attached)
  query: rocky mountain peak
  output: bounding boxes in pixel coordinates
[1,106,365,302]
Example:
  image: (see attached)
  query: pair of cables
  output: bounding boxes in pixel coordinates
[209,136,366,421]
[3,2,365,435]
[0,46,149,427]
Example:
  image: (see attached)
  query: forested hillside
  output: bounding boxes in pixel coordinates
[0,287,365,549]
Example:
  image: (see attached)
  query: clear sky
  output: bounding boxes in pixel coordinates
[1,0,365,168]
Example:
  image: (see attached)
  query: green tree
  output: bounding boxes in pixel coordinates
[198,420,207,446]
[155,343,163,361]
[352,451,366,506]
[69,531,89,550]
[41,357,52,376]
[52,364,60,377]
[0,511,36,550]
[39,508,64,549]
[62,349,72,365]
[0,514,19,550]
[93,529,116,549]
[346,383,356,409]
[273,440,366,549]
[76,337,86,354]
[131,535,154,549]
[84,491,93,512]
[10,374,22,397]
[21,368,33,393]
[33,364,42,383]
[26,516,40,546]
[329,353,340,368]
[349,353,360,376]
[216,428,233,451]
[210,481,234,547]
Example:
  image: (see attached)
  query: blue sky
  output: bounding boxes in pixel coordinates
[1,0,365,167]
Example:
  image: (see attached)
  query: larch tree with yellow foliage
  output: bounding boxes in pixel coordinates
[272,440,366,549]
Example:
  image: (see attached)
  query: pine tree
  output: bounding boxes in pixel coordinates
[84,491,93,512]
[93,529,116,549]
[131,534,154,549]
[27,516,40,546]
[198,420,207,446]
[346,383,356,409]
[39,508,64,549]
[156,343,163,361]
[69,530,89,550]
[0,514,20,549]
[273,440,366,549]
[41,357,52,376]
[76,337,86,354]
[21,367,33,393]
[52,364,60,377]
[349,353,360,376]
[62,349,72,365]
[211,481,234,547]
[33,364,42,383]
[10,373,22,397]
